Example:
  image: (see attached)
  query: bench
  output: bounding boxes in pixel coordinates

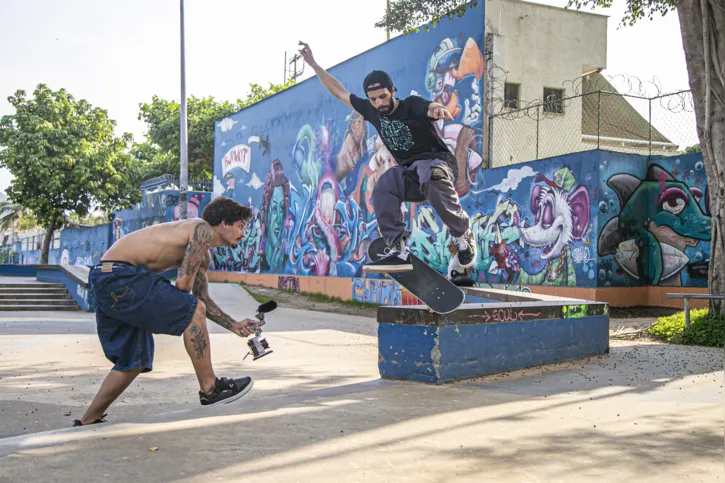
[666,293,725,329]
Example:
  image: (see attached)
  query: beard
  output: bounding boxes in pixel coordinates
[377,98,395,115]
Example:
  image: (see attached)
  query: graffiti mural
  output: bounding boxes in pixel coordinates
[212,3,487,279]
[597,153,711,287]
[352,278,402,305]
[113,190,211,242]
[278,275,300,293]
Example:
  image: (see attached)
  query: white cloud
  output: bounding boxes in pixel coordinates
[219,117,237,132]
[212,176,225,199]
[246,172,263,190]
[484,166,537,193]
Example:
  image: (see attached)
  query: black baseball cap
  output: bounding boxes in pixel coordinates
[363,70,394,94]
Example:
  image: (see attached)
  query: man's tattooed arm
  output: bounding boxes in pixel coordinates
[176,221,214,293]
[192,265,237,332]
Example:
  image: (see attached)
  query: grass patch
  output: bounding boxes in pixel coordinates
[240,285,275,305]
[300,291,378,310]
[647,308,724,348]
[240,283,378,310]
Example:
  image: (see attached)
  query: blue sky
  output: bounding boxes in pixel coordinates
[0,0,690,195]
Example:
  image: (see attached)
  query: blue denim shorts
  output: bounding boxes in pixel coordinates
[89,262,199,372]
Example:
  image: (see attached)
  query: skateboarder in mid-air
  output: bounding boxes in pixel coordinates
[298,41,477,274]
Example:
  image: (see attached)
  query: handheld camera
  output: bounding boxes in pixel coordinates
[244,300,277,361]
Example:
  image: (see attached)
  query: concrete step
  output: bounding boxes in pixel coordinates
[0,288,69,294]
[0,283,65,289]
[0,305,80,312]
[0,299,78,306]
[0,293,73,300]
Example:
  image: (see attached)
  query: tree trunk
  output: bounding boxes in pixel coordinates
[677,0,725,317]
[40,220,58,265]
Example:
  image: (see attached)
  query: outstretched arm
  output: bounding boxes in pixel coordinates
[175,221,255,337]
[427,102,454,121]
[193,267,255,337]
[299,41,353,110]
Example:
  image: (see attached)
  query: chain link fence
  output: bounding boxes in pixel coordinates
[488,89,698,168]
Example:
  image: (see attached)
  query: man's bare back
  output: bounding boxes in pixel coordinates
[102,219,206,273]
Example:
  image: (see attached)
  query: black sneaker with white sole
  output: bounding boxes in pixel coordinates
[363,248,413,273]
[199,376,253,407]
[454,230,477,269]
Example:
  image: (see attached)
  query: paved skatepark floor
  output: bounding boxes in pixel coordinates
[0,283,722,482]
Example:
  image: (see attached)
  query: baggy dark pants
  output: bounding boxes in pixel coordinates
[371,158,470,247]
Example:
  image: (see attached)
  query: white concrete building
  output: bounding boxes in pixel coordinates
[485,0,677,167]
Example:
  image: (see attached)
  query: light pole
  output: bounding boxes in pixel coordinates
[179,0,188,219]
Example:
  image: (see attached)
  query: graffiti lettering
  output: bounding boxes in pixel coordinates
[475,308,542,323]
[278,276,300,293]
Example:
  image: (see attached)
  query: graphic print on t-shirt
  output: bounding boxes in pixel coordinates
[380,117,414,151]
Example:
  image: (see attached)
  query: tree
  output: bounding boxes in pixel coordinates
[136,80,296,181]
[377,0,724,316]
[0,201,22,232]
[0,84,143,263]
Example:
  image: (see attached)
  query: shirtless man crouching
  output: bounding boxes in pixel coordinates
[74,196,258,426]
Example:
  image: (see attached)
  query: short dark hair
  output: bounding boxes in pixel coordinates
[202,196,252,226]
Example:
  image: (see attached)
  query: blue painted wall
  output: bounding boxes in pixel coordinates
[596,151,711,288]
[0,188,212,267]
[112,189,211,243]
[59,224,112,267]
[211,2,486,277]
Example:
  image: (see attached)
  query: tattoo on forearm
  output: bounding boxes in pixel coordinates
[179,222,214,280]
[189,325,207,360]
[192,268,237,332]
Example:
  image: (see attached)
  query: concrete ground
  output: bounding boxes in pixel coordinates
[0,283,723,482]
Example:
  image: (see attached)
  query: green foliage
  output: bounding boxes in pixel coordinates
[137,80,296,181]
[647,308,724,347]
[375,0,478,35]
[375,0,674,35]
[0,201,22,232]
[0,84,142,260]
[65,211,109,226]
[566,0,675,27]
[685,144,702,153]
[0,247,18,264]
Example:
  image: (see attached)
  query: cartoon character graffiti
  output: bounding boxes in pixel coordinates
[598,163,711,285]
[517,167,591,287]
[172,194,204,220]
[336,110,369,181]
[468,198,523,284]
[425,37,485,197]
[260,160,291,272]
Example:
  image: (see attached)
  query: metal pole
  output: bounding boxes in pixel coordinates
[684,297,690,329]
[597,91,601,150]
[648,98,652,157]
[386,0,390,40]
[179,0,189,219]
[536,106,539,159]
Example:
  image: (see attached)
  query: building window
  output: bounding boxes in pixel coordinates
[504,83,520,109]
[543,87,564,114]
[22,237,28,251]
[52,231,61,249]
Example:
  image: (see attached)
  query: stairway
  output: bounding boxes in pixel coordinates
[0,278,80,311]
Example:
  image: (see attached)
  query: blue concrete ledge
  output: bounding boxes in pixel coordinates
[377,298,610,384]
[34,264,94,312]
[0,264,37,277]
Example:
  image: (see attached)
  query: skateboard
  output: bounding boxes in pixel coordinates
[366,237,465,314]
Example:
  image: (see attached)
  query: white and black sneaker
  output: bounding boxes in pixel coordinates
[453,230,477,269]
[363,238,414,273]
[199,376,253,407]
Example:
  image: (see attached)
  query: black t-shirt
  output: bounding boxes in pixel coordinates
[349,93,458,177]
